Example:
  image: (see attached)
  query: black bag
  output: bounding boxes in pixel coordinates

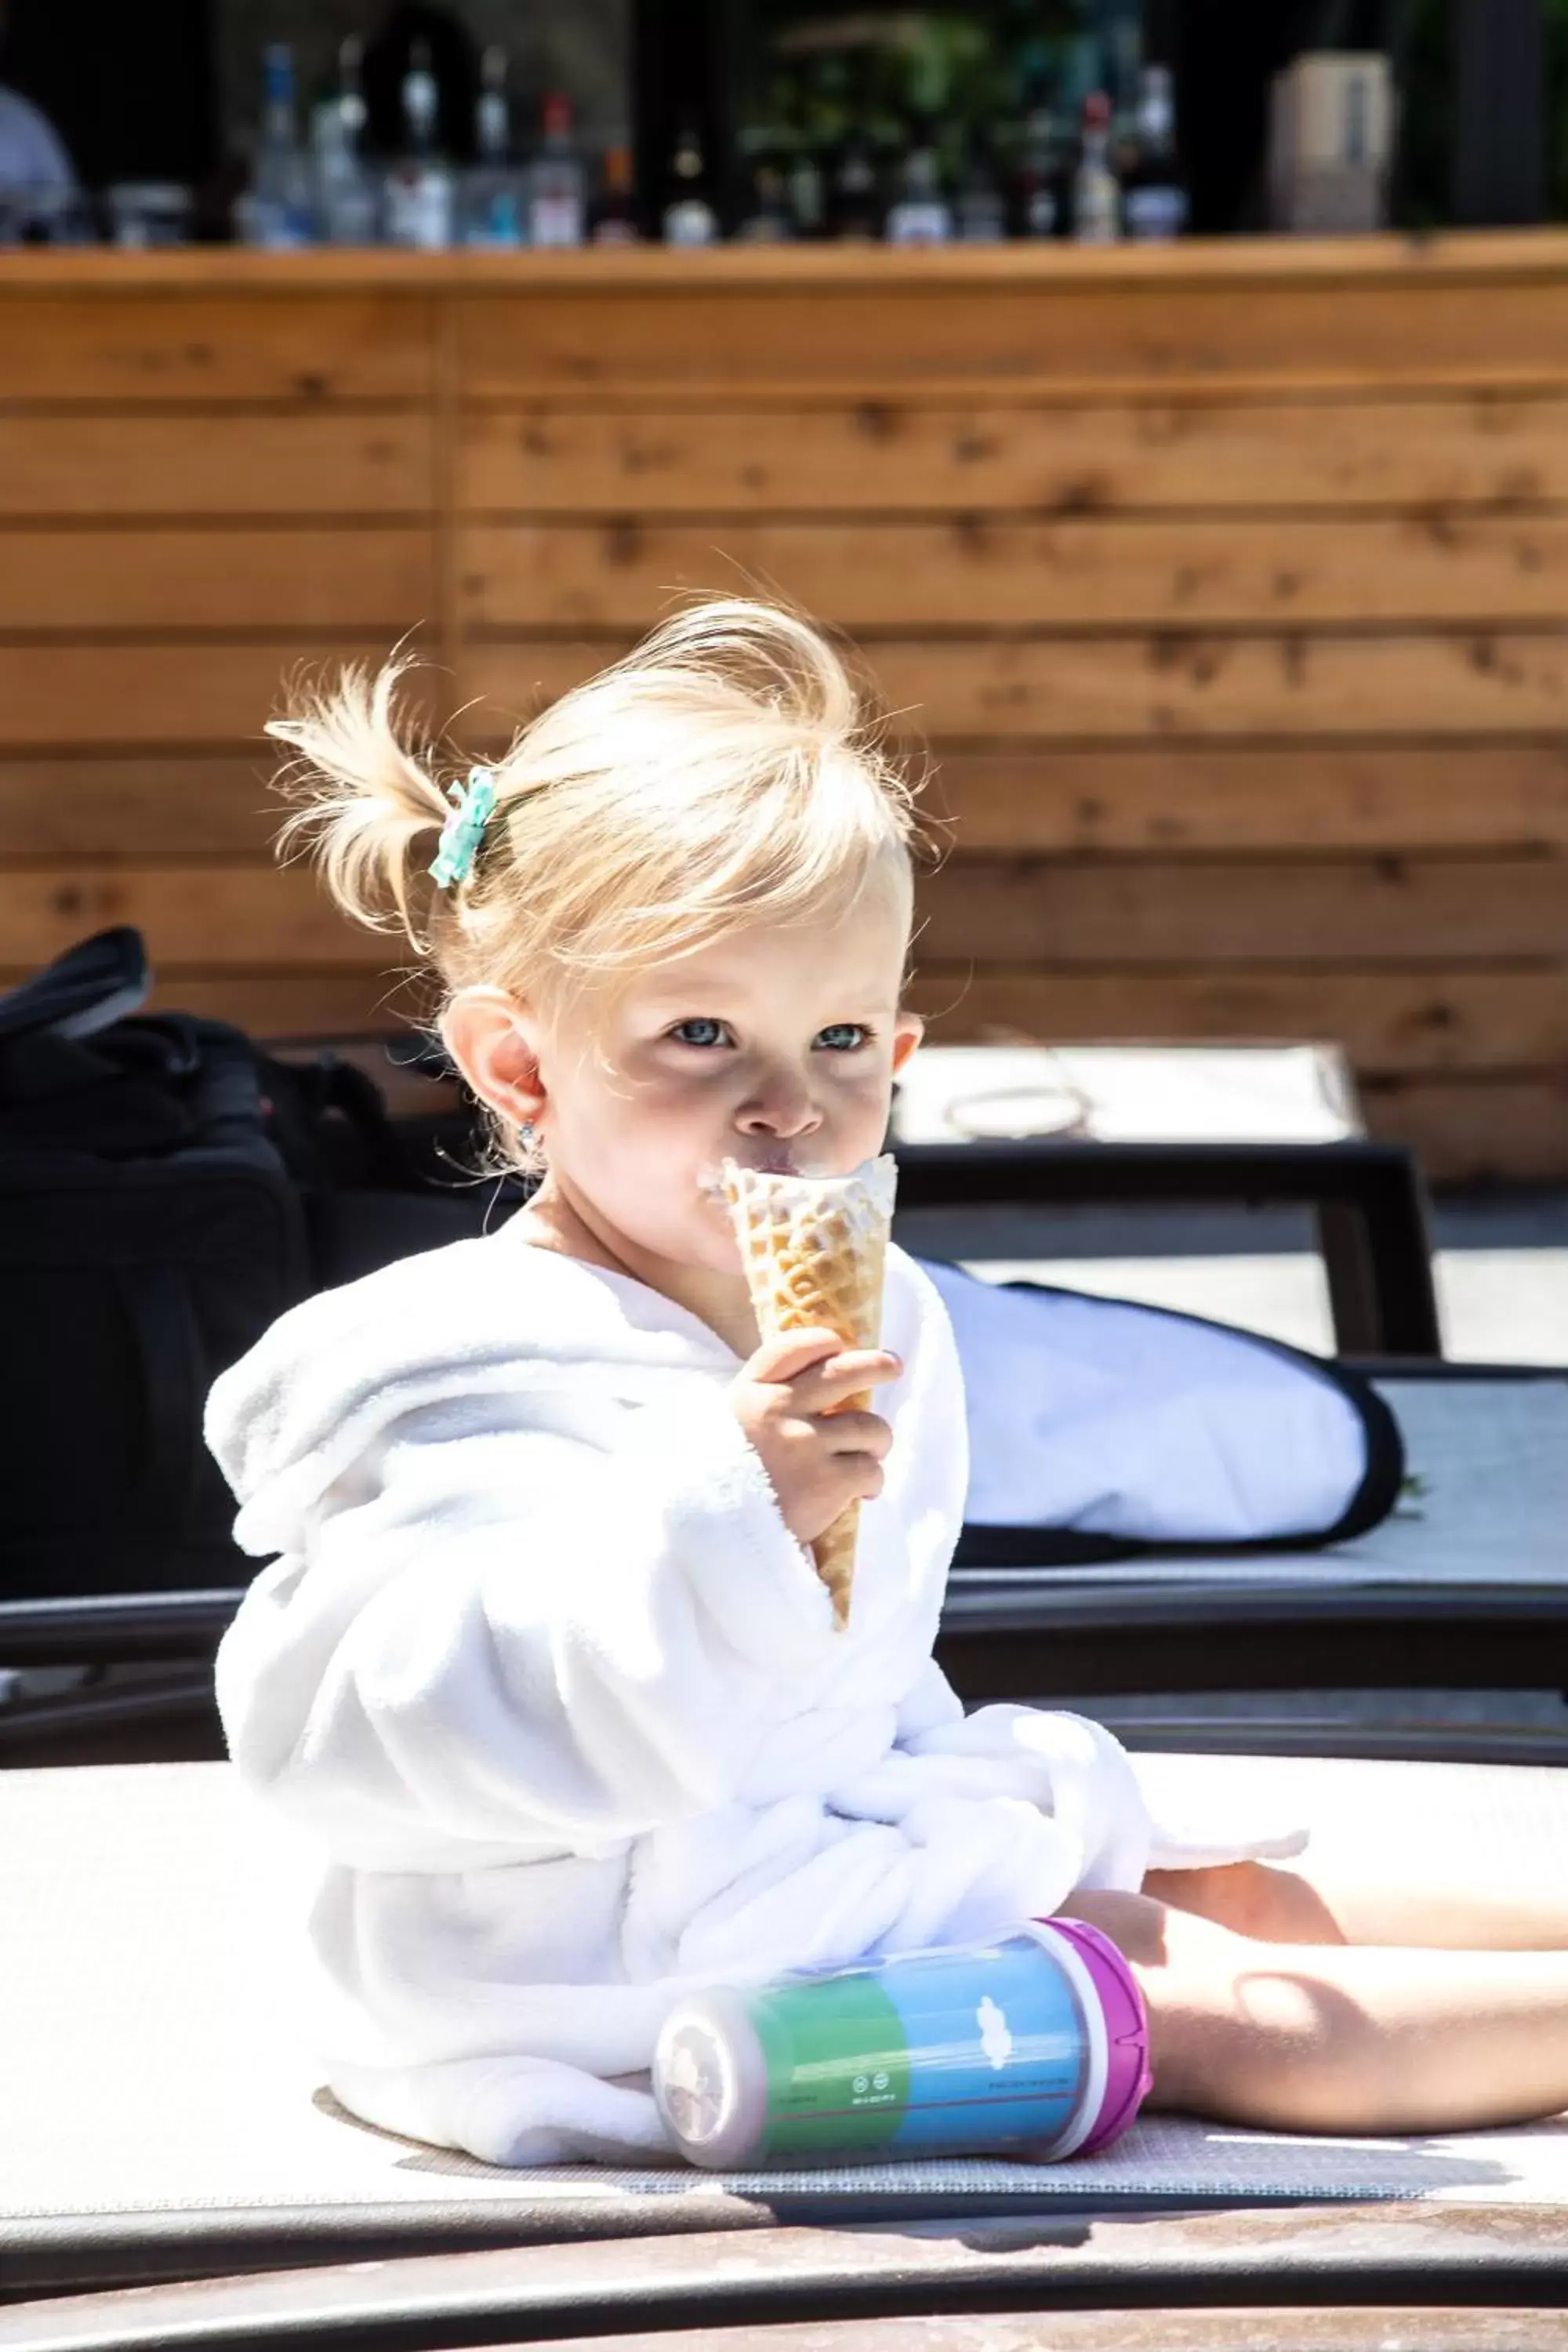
[0,929,491,1601]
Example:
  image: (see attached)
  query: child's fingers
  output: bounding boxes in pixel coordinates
[794,1352,902,1414]
[815,1407,892,1462]
[824,1454,886,1510]
[748,1328,868,1383]
[750,1330,902,1394]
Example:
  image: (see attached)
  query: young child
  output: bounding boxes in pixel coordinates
[209,599,1568,2170]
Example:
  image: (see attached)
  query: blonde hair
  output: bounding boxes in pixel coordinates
[268,598,933,1171]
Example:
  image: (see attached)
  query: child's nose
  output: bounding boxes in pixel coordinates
[738,1078,820,1138]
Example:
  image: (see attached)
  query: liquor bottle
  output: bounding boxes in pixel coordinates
[461,47,525,246]
[314,36,379,245]
[734,126,792,241]
[529,93,586,246]
[662,120,719,245]
[885,132,951,245]
[1108,16,1145,181]
[1014,85,1062,238]
[383,39,455,249]
[243,43,315,247]
[1072,91,1120,242]
[782,59,833,239]
[1121,65,1188,241]
[828,129,881,241]
[955,132,1007,242]
[590,144,643,245]
[736,157,792,240]
[786,132,826,239]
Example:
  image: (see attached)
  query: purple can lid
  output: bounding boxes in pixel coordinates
[1040,1915,1152,2155]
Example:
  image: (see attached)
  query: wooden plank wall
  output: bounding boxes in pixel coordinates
[4,247,1568,1179]
[0,279,441,1041]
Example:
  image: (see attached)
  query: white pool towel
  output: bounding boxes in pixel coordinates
[923,1261,1374,1540]
[205,1229,1302,2169]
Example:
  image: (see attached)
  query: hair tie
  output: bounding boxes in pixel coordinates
[429,768,498,890]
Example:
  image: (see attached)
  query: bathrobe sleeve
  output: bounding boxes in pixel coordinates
[212,1375,839,1867]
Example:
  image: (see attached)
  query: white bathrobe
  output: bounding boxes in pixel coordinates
[207,1223,1300,2167]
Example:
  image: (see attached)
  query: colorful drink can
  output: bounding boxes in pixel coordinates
[654,1917,1149,2169]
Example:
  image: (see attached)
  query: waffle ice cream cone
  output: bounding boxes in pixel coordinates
[721,1153,898,1628]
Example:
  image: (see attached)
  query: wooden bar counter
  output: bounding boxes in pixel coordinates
[3,234,1568,1180]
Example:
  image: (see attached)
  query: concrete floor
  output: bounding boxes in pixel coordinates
[894,1189,1568,1365]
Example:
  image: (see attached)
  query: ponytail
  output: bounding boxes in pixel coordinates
[268,657,452,948]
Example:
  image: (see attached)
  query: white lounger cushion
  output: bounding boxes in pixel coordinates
[2,1751,1566,2227]
[925,1261,1373,1541]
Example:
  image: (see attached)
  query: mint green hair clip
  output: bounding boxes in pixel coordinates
[429,768,499,890]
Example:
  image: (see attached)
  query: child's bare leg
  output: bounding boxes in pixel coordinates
[1145,1858,1568,1953]
[1072,1886,1568,2134]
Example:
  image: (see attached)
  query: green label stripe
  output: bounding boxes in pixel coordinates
[748,1973,911,2158]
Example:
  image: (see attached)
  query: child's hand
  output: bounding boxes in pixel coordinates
[729,1330,902,1549]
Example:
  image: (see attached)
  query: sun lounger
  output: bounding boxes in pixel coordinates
[938,1365,1568,1713]
[3,1746,1567,2303]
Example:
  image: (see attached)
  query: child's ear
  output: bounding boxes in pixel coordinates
[441,987,546,1125]
[890,1013,924,1076]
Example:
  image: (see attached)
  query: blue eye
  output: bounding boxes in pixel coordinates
[666,1019,873,1052]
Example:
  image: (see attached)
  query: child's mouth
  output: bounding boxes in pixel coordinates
[698,1153,807,1203]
